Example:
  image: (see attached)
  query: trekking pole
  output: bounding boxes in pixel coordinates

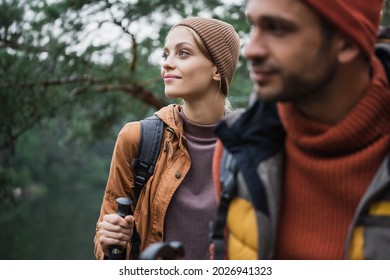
[108,197,133,260]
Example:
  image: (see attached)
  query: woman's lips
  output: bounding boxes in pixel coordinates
[163,74,181,81]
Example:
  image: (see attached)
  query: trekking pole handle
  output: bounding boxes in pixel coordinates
[117,197,133,217]
[108,197,133,260]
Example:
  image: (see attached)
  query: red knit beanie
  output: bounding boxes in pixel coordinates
[301,0,383,58]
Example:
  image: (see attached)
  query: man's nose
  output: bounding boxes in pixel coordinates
[244,28,268,60]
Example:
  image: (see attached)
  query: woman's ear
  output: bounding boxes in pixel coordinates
[212,66,221,81]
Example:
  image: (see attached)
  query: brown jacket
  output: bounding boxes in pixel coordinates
[94,104,191,259]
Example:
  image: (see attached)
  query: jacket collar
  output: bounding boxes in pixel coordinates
[155,104,184,134]
[215,99,285,161]
[214,100,285,215]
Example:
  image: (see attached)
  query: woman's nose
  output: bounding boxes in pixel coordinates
[162,55,175,70]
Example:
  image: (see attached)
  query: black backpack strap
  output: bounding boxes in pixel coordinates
[132,115,164,204]
[130,114,164,259]
[209,149,238,260]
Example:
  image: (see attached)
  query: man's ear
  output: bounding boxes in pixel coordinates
[212,67,221,81]
[334,33,360,63]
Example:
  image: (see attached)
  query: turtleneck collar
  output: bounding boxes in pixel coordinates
[278,56,390,156]
[179,109,218,140]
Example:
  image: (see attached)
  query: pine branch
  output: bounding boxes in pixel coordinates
[0,39,48,52]
[70,83,167,110]
[0,75,106,89]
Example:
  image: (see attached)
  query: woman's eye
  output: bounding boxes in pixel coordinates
[178,50,190,57]
[162,52,169,60]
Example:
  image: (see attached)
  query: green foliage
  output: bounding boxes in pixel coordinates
[0,188,103,259]
[0,120,113,259]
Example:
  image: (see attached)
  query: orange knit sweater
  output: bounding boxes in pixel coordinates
[275,57,390,259]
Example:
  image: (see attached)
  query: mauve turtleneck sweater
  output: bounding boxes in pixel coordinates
[163,110,218,260]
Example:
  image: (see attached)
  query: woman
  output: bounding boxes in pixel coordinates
[94,17,240,260]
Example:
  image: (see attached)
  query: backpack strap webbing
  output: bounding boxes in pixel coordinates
[209,149,238,260]
[130,114,164,259]
[132,115,164,204]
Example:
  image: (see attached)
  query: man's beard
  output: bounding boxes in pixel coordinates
[277,59,337,103]
[254,38,337,103]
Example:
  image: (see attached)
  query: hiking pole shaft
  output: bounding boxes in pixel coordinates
[108,197,133,260]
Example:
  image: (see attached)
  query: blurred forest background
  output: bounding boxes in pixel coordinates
[1,0,390,259]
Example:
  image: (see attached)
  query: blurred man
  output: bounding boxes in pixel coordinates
[211,0,390,259]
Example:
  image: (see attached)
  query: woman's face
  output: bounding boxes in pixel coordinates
[161,26,218,101]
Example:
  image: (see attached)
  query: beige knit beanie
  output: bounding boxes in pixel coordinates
[172,17,240,96]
